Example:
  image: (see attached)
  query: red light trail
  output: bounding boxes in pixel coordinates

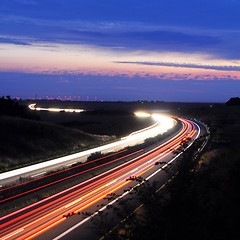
[0,118,199,240]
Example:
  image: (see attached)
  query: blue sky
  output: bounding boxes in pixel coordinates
[0,0,240,102]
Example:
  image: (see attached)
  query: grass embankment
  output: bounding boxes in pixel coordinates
[0,115,112,172]
[58,110,153,137]
[35,107,155,138]
[0,112,154,172]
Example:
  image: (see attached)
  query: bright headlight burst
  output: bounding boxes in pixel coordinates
[134,111,151,117]
[129,112,175,141]
[0,111,176,181]
[151,113,175,132]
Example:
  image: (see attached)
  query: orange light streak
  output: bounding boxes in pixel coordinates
[24,218,65,240]
[0,118,197,240]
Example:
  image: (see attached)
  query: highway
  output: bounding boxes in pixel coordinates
[0,117,200,240]
[0,113,175,186]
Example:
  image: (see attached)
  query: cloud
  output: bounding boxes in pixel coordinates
[1,0,240,60]
[1,71,239,102]
[0,36,31,45]
[0,13,222,53]
[62,28,221,54]
[115,61,240,72]
[1,7,240,60]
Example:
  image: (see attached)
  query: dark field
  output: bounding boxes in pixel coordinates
[22,100,212,136]
[0,115,109,171]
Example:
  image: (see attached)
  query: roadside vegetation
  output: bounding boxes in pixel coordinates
[57,110,153,137]
[0,115,110,172]
[0,96,39,120]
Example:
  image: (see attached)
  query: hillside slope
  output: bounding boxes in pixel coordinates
[0,115,113,172]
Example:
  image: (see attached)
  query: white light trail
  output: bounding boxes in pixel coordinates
[2,228,24,240]
[134,111,151,118]
[28,103,85,113]
[64,198,82,208]
[131,167,139,173]
[0,113,175,182]
[105,179,117,187]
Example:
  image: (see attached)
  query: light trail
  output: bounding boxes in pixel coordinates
[53,121,200,240]
[1,228,24,240]
[0,113,175,184]
[0,117,200,240]
[28,103,85,113]
[0,150,127,193]
[0,150,141,203]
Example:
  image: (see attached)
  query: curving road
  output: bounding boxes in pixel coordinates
[0,113,175,186]
[0,117,200,240]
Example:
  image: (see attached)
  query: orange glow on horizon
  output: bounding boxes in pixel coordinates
[0,42,239,80]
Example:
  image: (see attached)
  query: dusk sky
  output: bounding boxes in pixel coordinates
[1,0,240,102]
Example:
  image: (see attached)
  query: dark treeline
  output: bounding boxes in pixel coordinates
[0,96,40,120]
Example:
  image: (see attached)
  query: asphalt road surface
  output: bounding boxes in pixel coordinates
[0,114,175,186]
[0,117,202,240]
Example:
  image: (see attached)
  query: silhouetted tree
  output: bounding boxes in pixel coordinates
[0,96,39,120]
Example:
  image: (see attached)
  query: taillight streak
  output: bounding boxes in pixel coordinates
[0,150,138,203]
[0,118,196,240]
[3,124,191,236]
[1,121,187,223]
[0,150,128,193]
